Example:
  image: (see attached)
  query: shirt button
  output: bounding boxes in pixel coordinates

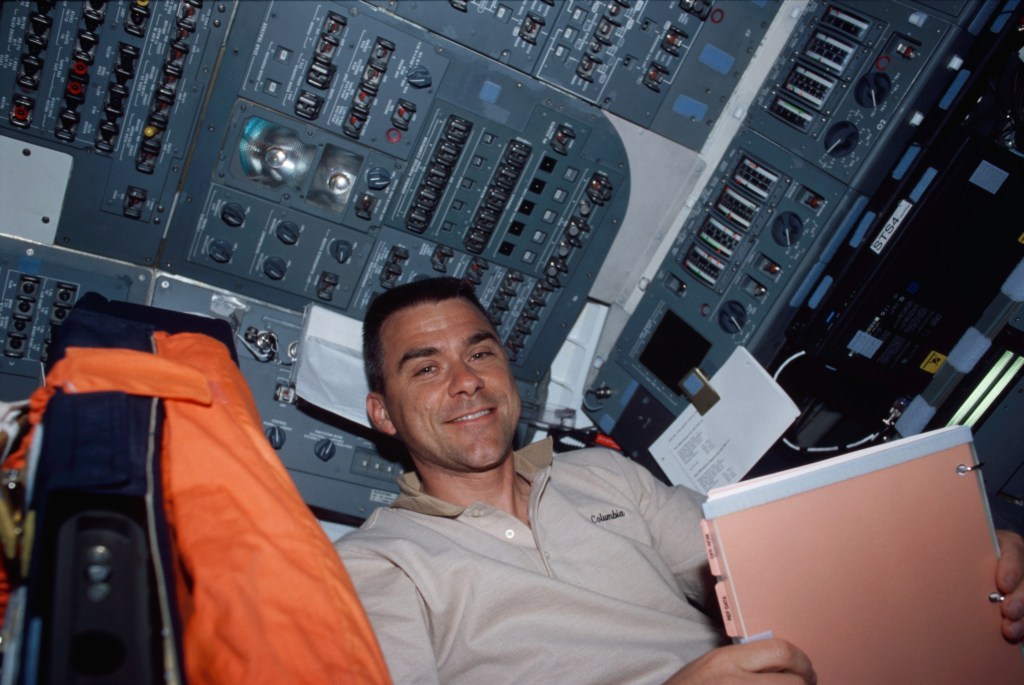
[505,529,515,539]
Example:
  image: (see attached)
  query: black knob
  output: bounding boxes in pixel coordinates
[854,72,891,109]
[314,438,336,462]
[823,122,859,157]
[406,65,432,88]
[366,167,391,190]
[330,239,353,264]
[220,202,246,227]
[208,239,233,264]
[263,256,287,280]
[771,212,804,247]
[265,425,286,450]
[29,12,53,35]
[718,300,747,334]
[276,221,300,245]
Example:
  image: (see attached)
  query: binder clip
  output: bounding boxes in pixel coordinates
[678,367,719,415]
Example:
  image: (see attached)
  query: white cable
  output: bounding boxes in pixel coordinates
[772,349,806,381]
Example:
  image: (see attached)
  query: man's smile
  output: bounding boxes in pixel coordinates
[450,408,493,423]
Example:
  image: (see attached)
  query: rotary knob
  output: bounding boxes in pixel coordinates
[718,300,747,334]
[265,425,286,450]
[366,167,391,190]
[823,122,859,157]
[220,201,246,227]
[407,65,432,89]
[771,212,804,247]
[275,221,300,245]
[854,72,891,109]
[263,256,287,280]
[314,438,337,462]
[330,239,353,264]
[208,239,233,264]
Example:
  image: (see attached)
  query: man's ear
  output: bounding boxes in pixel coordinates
[366,392,397,436]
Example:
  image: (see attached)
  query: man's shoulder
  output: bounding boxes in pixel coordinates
[552,445,650,479]
[335,506,422,551]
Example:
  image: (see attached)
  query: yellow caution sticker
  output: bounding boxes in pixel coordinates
[920,351,946,374]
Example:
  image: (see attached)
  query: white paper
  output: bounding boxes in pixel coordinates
[292,304,371,428]
[649,346,798,494]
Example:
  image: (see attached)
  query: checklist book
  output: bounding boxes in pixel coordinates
[701,425,1024,684]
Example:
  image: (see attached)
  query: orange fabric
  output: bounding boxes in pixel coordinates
[13,334,391,685]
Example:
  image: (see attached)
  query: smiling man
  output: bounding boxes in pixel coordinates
[335,276,1023,685]
[362,284,526,522]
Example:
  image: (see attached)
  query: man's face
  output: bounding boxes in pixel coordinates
[366,298,521,477]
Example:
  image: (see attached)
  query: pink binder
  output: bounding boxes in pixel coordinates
[701,425,1024,684]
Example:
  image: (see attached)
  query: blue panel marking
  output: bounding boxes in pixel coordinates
[891,144,921,181]
[822,194,868,259]
[673,95,708,121]
[699,44,734,75]
[18,256,43,275]
[789,262,825,308]
[939,70,970,110]
[808,275,834,309]
[479,80,501,104]
[849,211,877,249]
[970,160,1009,194]
[619,378,638,408]
[909,168,938,202]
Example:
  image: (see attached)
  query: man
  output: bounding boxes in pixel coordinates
[336,276,1024,684]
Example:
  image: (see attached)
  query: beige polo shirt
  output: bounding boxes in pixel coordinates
[336,439,724,684]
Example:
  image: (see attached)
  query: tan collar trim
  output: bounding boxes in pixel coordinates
[391,438,554,517]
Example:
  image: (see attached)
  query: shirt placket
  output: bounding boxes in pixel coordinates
[459,503,536,549]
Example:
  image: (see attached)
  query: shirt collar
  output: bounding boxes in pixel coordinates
[391,438,554,517]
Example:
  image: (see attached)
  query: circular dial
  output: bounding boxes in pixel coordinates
[275,221,300,245]
[771,212,804,247]
[823,122,859,157]
[854,72,891,109]
[718,300,747,334]
[262,256,287,280]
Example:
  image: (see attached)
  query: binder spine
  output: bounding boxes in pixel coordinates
[701,518,741,637]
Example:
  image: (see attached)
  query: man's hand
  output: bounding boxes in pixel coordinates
[997,529,1024,643]
[664,639,815,684]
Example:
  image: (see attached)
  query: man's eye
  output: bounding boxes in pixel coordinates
[415,364,436,376]
[471,350,494,361]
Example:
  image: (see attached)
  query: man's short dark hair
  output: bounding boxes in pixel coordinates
[363,277,491,395]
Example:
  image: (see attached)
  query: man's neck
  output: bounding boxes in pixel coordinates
[417,455,532,527]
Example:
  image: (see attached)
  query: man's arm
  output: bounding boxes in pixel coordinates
[663,639,816,684]
[337,548,441,685]
[997,530,1024,643]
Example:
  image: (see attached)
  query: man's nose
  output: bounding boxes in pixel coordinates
[448,360,484,395]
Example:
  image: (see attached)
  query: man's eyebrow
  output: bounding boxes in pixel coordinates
[396,346,439,373]
[466,330,499,347]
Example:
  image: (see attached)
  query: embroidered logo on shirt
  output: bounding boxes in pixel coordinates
[591,509,625,523]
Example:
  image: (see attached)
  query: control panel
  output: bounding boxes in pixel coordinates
[583,0,1013,470]
[1,234,152,400]
[370,0,781,150]
[746,0,980,194]
[0,0,231,265]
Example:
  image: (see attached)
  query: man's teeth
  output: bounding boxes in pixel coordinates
[453,409,490,422]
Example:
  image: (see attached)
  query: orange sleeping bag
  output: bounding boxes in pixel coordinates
[9,331,390,684]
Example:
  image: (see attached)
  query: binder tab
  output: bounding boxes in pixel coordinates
[700,518,722,576]
[715,581,740,637]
